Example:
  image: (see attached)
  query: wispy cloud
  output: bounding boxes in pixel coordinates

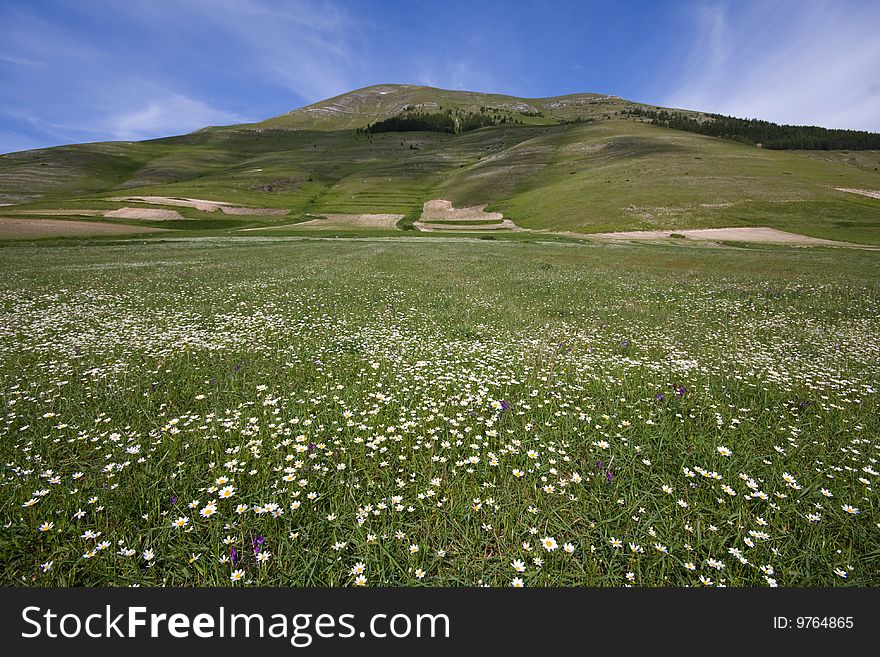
[106,93,250,141]
[0,0,364,152]
[663,0,880,131]
[0,53,45,67]
[2,0,877,154]
[175,0,367,103]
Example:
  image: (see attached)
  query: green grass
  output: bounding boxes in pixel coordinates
[0,236,877,586]
[794,149,880,174]
[3,85,879,244]
[476,122,880,241]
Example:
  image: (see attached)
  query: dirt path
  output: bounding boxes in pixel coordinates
[835,188,880,200]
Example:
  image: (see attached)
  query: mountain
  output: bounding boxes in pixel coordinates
[1,84,879,244]
[251,83,696,131]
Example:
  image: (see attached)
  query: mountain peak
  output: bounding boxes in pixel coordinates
[255,84,641,132]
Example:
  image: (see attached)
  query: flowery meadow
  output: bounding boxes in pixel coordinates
[1,237,878,586]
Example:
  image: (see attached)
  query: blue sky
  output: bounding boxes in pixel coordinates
[1,0,879,153]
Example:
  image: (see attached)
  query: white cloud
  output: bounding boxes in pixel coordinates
[185,0,366,103]
[0,0,366,150]
[663,1,880,131]
[106,94,249,141]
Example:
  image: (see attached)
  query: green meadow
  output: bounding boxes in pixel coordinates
[1,236,877,586]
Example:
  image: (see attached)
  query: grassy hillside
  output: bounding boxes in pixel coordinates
[1,84,879,243]
[450,121,880,243]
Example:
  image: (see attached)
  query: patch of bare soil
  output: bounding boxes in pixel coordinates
[835,188,880,200]
[112,196,287,215]
[112,196,232,211]
[414,219,523,232]
[218,206,288,216]
[242,214,404,231]
[103,207,182,220]
[0,218,168,239]
[296,214,403,229]
[415,199,523,232]
[12,209,105,216]
[419,199,505,222]
[588,227,855,246]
